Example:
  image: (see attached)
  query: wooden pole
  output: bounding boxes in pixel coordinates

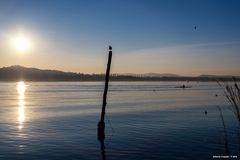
[98,46,112,140]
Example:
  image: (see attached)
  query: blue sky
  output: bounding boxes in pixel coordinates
[0,0,240,75]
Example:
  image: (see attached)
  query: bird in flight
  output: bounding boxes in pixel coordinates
[194,26,197,30]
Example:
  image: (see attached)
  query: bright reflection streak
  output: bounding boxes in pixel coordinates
[17,81,27,130]
[17,81,26,96]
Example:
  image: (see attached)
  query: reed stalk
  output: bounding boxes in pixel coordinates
[218,80,240,123]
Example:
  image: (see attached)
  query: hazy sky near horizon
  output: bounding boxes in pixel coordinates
[0,0,240,76]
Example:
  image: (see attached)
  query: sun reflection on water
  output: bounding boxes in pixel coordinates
[17,81,27,130]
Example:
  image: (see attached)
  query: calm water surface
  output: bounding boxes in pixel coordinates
[0,81,239,160]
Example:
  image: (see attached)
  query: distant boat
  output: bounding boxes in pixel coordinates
[175,84,192,89]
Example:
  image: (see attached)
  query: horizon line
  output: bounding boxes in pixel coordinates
[1,65,240,77]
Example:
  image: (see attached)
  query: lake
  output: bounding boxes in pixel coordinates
[0,81,239,160]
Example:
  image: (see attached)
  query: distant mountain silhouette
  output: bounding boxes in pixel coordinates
[0,65,239,81]
[117,73,180,77]
[0,65,103,81]
[142,73,180,77]
[198,74,237,78]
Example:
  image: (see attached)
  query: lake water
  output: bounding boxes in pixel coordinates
[0,81,239,160]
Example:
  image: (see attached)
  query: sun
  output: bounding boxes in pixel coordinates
[12,34,31,52]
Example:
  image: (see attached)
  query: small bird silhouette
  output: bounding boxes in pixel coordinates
[109,46,112,50]
[205,110,208,115]
[194,26,197,30]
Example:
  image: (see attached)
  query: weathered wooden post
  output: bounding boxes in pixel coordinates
[98,46,112,140]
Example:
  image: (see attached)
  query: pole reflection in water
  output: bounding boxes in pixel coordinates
[17,81,27,130]
[99,138,106,160]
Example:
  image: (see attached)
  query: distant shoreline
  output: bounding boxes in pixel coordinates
[0,65,239,82]
[0,78,239,82]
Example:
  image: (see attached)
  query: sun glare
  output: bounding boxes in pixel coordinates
[17,81,26,96]
[17,81,27,130]
[12,34,31,52]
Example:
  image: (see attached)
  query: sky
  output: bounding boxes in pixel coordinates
[0,0,239,76]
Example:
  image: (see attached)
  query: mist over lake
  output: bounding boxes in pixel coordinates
[0,81,239,160]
